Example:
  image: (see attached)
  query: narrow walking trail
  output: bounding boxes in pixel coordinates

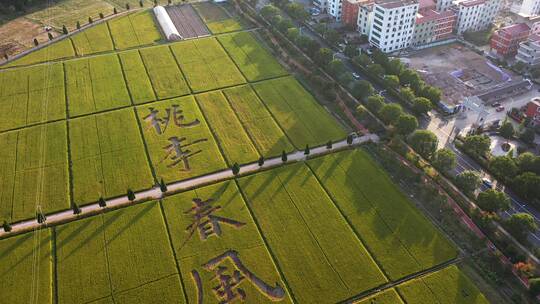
[0,134,379,238]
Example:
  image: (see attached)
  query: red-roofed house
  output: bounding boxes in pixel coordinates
[491,23,530,57]
[525,98,540,125]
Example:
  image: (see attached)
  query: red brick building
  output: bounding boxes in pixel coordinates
[525,98,540,125]
[342,0,373,29]
[490,23,530,57]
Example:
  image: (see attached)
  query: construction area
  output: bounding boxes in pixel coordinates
[404,43,515,106]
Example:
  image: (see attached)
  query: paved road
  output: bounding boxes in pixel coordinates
[448,142,540,246]
[0,134,379,238]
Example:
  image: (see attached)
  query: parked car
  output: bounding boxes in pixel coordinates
[491,102,501,107]
[309,8,321,16]
[496,106,505,112]
[352,72,361,80]
[482,178,493,189]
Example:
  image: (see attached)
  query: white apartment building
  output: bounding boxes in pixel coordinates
[436,0,454,11]
[452,0,501,34]
[368,0,419,53]
[520,0,540,16]
[516,35,540,67]
[313,0,328,13]
[357,3,375,35]
[327,0,344,20]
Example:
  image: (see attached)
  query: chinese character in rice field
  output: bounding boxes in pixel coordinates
[162,136,208,171]
[191,250,286,304]
[185,198,245,241]
[144,105,200,135]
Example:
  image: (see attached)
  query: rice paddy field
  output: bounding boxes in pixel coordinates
[0,151,489,303]
[0,3,495,303]
[193,1,244,34]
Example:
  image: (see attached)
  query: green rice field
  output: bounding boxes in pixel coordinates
[0,4,496,302]
[170,38,245,93]
[193,1,243,34]
[218,32,288,81]
[69,108,154,204]
[0,152,489,303]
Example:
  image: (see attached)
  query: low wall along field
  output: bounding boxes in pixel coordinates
[0,3,493,302]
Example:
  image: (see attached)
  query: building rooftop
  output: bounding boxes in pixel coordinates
[497,23,530,36]
[416,8,455,23]
[376,0,418,9]
[345,0,373,4]
[418,0,436,10]
[458,0,485,7]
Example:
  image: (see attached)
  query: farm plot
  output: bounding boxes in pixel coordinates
[118,50,156,104]
[0,122,69,222]
[108,10,162,50]
[27,0,114,30]
[397,265,490,304]
[55,202,182,304]
[253,76,346,149]
[0,63,66,131]
[238,163,387,303]
[195,90,259,165]
[70,22,114,55]
[162,180,292,304]
[139,45,190,99]
[2,38,75,68]
[170,37,245,92]
[218,32,288,81]
[223,85,294,157]
[0,231,53,304]
[192,1,242,34]
[69,108,154,204]
[65,54,131,116]
[308,150,457,280]
[354,289,403,304]
[136,96,226,183]
[165,4,209,39]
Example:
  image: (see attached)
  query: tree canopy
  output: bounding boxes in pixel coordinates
[477,189,511,213]
[408,130,438,159]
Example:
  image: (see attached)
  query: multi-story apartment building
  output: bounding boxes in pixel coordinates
[368,0,419,52]
[412,9,456,46]
[313,0,328,13]
[451,0,501,34]
[343,0,374,28]
[490,23,530,56]
[516,34,540,67]
[519,0,540,16]
[435,0,454,11]
[357,2,376,35]
[327,0,344,20]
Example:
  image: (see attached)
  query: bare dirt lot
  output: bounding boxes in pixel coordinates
[0,17,54,57]
[404,43,514,106]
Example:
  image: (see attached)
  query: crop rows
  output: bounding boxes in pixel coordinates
[170,37,246,93]
[0,152,485,303]
[253,76,347,149]
[3,9,162,68]
[0,77,345,219]
[192,1,243,34]
[218,32,288,81]
[0,63,65,131]
[307,149,458,280]
[69,108,154,204]
[0,122,69,222]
